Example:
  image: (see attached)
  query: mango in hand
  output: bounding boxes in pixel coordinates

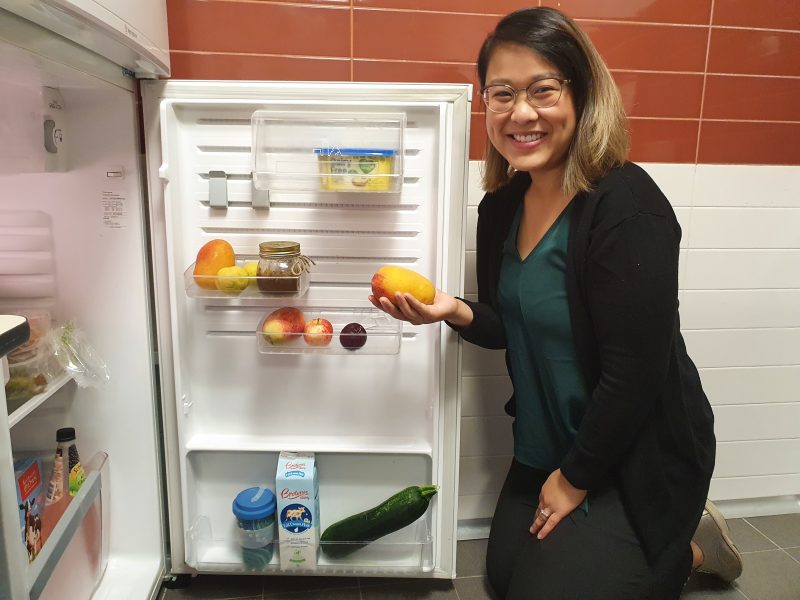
[193,239,235,289]
[371,266,435,305]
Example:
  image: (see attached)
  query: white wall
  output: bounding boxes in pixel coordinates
[457,162,800,530]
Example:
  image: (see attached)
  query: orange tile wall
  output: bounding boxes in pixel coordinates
[167,0,800,165]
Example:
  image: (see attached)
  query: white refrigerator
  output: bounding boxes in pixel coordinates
[0,7,471,600]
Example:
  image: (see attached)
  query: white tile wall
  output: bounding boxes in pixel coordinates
[688,208,800,249]
[679,290,800,329]
[698,366,800,406]
[456,161,800,525]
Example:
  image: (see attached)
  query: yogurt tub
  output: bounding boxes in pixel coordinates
[313,148,398,191]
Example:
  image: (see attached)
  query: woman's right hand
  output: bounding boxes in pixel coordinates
[369,288,460,326]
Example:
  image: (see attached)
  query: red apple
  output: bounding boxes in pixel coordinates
[303,318,333,346]
[261,307,305,345]
[340,322,367,350]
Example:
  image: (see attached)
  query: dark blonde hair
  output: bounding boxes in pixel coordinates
[477,7,629,196]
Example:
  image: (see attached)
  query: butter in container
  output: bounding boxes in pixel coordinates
[314,148,398,192]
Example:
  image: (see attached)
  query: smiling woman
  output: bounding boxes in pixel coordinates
[368,6,743,600]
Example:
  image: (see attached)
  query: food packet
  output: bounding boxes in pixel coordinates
[47,322,110,388]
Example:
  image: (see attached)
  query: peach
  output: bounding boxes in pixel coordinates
[193,239,235,289]
[261,307,305,345]
[303,318,333,346]
[371,266,435,305]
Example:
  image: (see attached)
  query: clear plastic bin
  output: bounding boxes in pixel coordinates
[184,260,310,299]
[5,349,62,407]
[256,308,402,355]
[251,111,405,193]
[186,515,432,575]
[8,309,51,363]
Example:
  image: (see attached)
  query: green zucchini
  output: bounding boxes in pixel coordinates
[320,485,438,558]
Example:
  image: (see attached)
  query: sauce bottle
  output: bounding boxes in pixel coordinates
[41,427,85,543]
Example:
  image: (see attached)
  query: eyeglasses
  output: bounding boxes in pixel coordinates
[481,78,570,113]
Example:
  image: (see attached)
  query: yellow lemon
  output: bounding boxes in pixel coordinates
[216,266,249,293]
[243,261,259,287]
[243,261,258,276]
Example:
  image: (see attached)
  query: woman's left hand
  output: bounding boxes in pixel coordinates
[530,469,587,540]
[368,289,459,325]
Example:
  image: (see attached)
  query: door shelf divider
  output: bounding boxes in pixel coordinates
[184,434,432,456]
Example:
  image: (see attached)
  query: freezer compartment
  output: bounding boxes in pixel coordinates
[251,111,405,193]
[33,452,110,600]
[184,451,434,575]
[184,261,310,299]
[256,307,401,355]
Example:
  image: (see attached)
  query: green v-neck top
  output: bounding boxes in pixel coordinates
[498,201,591,473]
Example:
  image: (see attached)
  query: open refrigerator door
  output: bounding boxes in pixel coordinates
[0,13,165,600]
[141,81,470,579]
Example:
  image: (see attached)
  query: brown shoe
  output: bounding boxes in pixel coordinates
[693,500,743,583]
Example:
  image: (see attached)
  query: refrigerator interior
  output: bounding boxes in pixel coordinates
[142,82,469,578]
[0,38,164,599]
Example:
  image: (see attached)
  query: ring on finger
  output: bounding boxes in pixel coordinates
[537,508,552,519]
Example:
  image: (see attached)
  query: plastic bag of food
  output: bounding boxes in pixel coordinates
[48,322,110,389]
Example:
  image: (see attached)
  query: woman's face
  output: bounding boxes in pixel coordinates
[484,43,577,177]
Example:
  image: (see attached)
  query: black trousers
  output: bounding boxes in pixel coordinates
[486,459,656,600]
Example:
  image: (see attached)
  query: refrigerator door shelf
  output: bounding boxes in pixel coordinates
[184,434,432,456]
[251,110,405,194]
[7,372,72,428]
[185,263,310,299]
[184,451,434,575]
[186,515,432,575]
[29,451,109,600]
[256,308,401,355]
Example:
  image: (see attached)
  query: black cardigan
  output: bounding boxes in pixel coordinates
[454,163,716,598]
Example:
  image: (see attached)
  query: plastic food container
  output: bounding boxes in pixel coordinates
[314,148,398,192]
[8,309,51,364]
[5,354,50,403]
[232,486,276,570]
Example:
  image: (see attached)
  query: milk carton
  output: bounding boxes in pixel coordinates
[275,451,319,570]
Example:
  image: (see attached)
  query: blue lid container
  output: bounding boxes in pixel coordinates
[232,487,276,522]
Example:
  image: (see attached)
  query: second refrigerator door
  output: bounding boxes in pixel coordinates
[142,81,470,579]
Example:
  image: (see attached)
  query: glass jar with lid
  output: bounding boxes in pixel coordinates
[256,241,314,293]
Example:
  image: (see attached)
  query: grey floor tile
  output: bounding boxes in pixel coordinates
[680,573,748,599]
[736,549,800,600]
[161,575,262,599]
[785,547,800,564]
[728,519,779,552]
[263,589,361,600]
[745,514,800,549]
[360,578,458,599]
[453,576,498,600]
[263,575,359,597]
[456,538,488,578]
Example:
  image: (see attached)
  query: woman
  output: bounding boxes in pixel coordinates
[370,7,743,600]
